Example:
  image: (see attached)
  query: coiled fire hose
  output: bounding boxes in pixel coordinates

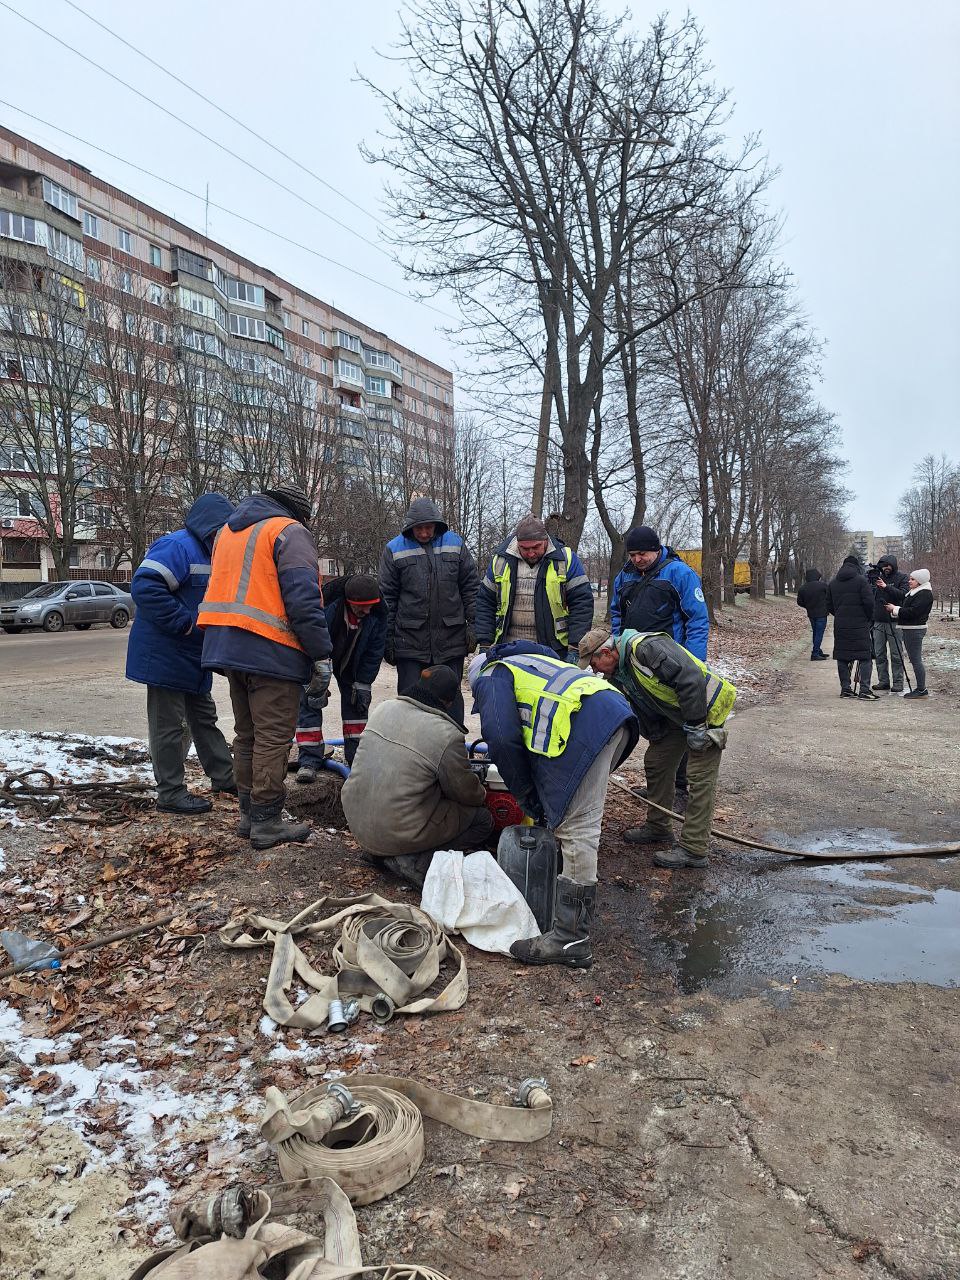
[608,777,960,861]
[131,1176,455,1279]
[260,1076,553,1206]
[219,895,467,1029]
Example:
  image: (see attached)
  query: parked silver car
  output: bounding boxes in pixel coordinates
[0,581,136,634]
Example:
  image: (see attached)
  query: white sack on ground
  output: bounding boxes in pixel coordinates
[421,849,540,955]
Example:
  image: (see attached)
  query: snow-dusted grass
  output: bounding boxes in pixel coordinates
[0,730,152,784]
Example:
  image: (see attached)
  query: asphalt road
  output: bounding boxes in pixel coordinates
[0,626,482,741]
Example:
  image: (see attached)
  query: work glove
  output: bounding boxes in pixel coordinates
[305,658,333,711]
[683,721,712,752]
[351,682,372,713]
[521,794,546,825]
[465,623,478,656]
[382,636,395,667]
[705,726,728,751]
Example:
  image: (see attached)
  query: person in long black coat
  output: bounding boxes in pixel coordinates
[826,557,877,699]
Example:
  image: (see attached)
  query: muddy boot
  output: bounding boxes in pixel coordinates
[295,765,318,785]
[624,823,672,845]
[654,844,708,870]
[238,790,251,839]
[510,877,596,969]
[249,801,311,851]
[382,853,434,889]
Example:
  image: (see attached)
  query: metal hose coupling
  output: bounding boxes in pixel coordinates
[517,1077,550,1109]
[327,997,360,1034]
[325,1081,359,1117]
[371,991,396,1023]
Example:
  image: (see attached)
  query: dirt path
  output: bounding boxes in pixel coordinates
[1,599,958,1279]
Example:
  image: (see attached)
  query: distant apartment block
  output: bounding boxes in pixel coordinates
[845,531,905,565]
[0,126,453,584]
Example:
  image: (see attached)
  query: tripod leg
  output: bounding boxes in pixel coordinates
[887,622,912,692]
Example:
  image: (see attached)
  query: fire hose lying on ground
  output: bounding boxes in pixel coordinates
[219,895,468,1030]
[129,1076,552,1279]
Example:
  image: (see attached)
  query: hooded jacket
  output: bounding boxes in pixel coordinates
[473,640,639,827]
[475,533,594,657]
[610,546,709,660]
[200,494,332,683]
[126,493,234,694]
[826,562,874,661]
[341,694,487,855]
[872,555,911,623]
[322,575,387,686]
[796,569,828,620]
[379,498,480,663]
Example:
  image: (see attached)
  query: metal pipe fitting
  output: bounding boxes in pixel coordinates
[327,998,348,1033]
[371,991,396,1023]
[517,1076,550,1108]
[325,1081,358,1117]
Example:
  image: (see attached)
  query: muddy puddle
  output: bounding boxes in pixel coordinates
[635,828,960,994]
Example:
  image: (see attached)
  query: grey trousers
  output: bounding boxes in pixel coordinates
[872,622,904,689]
[554,726,630,883]
[901,628,926,691]
[146,685,234,805]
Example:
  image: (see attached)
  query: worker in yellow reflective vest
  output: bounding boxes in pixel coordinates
[470,641,639,968]
[579,627,736,871]
[475,515,595,661]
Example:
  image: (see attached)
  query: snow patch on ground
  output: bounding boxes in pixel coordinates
[0,730,151,784]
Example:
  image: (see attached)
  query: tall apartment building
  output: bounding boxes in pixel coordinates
[845,531,905,565]
[0,126,454,585]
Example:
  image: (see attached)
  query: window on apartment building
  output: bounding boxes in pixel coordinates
[317,328,327,346]
[87,297,105,322]
[148,283,165,306]
[227,279,264,307]
[266,325,284,351]
[229,313,266,340]
[149,244,162,268]
[153,322,167,346]
[86,255,101,282]
[124,313,137,336]
[117,228,132,253]
[82,211,99,238]
[119,270,132,293]
[42,179,78,219]
[301,318,310,337]
[282,310,292,329]
[365,375,388,396]
[90,383,108,408]
[337,359,363,384]
[48,227,84,271]
[0,211,40,244]
[335,330,362,354]
[174,247,212,280]
[318,357,329,375]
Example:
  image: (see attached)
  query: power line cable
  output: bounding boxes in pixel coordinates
[58,0,384,229]
[0,0,395,263]
[0,99,458,322]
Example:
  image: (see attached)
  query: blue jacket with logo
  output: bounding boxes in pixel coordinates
[610,546,709,660]
[125,493,234,694]
[473,640,639,827]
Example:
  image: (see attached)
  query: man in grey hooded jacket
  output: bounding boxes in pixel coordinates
[379,497,479,718]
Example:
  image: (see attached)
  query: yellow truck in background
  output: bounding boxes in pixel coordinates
[676,549,751,593]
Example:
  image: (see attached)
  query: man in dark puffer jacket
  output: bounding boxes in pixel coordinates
[826,557,876,699]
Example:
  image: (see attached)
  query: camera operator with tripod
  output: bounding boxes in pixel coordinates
[867,554,911,693]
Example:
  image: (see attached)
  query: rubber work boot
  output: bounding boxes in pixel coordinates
[624,823,672,845]
[238,790,251,839]
[249,803,311,851]
[295,766,318,785]
[654,844,708,870]
[382,853,433,889]
[510,877,596,969]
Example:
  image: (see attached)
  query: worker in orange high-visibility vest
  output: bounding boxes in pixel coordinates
[198,485,332,850]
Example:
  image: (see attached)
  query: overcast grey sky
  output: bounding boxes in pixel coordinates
[1,0,957,534]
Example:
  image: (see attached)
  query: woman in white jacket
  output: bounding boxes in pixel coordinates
[885,568,933,699]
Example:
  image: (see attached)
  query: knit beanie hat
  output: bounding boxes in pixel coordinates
[842,555,861,567]
[264,485,313,525]
[412,664,461,706]
[514,514,549,542]
[625,525,661,553]
[344,574,380,606]
[910,568,931,589]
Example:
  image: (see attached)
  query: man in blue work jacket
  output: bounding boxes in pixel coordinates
[610,525,709,802]
[126,493,235,814]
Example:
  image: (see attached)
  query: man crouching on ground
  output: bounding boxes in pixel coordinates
[579,628,736,870]
[341,665,495,888]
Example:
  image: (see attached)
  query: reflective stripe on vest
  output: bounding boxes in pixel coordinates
[487,652,613,757]
[197,516,305,652]
[622,631,737,726]
[492,547,573,646]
